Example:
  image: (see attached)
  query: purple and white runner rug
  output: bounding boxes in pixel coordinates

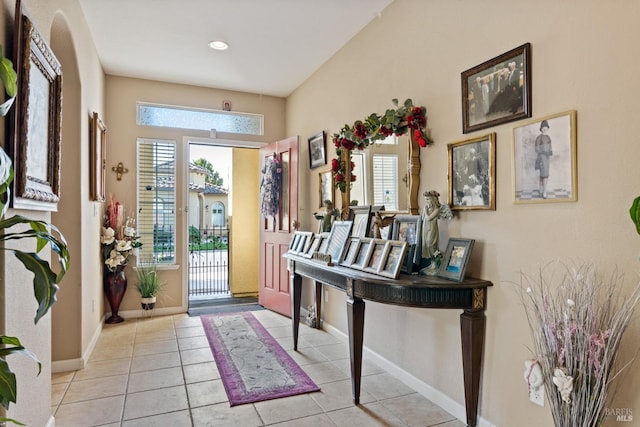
[200,311,320,406]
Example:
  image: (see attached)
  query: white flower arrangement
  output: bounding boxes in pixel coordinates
[520,262,640,427]
[101,196,142,271]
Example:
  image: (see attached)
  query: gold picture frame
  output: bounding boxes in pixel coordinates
[90,112,107,202]
[448,133,496,211]
[319,170,334,209]
[11,10,63,211]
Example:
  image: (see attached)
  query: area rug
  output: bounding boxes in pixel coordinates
[200,311,320,406]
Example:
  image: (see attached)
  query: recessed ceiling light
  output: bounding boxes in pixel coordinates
[208,40,229,50]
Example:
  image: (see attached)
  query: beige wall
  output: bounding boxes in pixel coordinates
[105,76,284,312]
[0,0,105,424]
[287,1,640,426]
[230,148,260,297]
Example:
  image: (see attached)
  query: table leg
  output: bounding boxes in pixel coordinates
[314,281,323,329]
[460,310,486,427]
[347,295,365,405]
[291,271,302,351]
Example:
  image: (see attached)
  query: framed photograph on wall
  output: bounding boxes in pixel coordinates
[437,238,475,282]
[11,11,63,211]
[461,43,531,134]
[319,170,334,208]
[90,112,107,202]
[512,111,577,203]
[448,133,496,211]
[308,131,327,169]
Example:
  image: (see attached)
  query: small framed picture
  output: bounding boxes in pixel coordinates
[448,133,496,211]
[318,232,331,254]
[392,215,422,267]
[288,233,301,252]
[512,110,577,203]
[351,238,374,270]
[461,43,531,134]
[350,205,372,238]
[319,170,334,208]
[308,131,327,169]
[379,241,409,279]
[303,235,322,258]
[325,221,353,263]
[437,238,475,282]
[340,237,361,265]
[364,239,387,274]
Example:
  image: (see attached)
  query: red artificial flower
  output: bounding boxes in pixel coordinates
[354,123,367,139]
[417,137,427,148]
[379,126,393,137]
[333,137,341,148]
[335,173,344,182]
[351,174,357,182]
[414,129,421,138]
[341,139,355,151]
[331,158,340,172]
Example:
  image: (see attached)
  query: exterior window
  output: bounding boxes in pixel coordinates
[137,102,264,135]
[137,139,176,264]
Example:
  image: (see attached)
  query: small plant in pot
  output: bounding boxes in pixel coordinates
[135,263,165,310]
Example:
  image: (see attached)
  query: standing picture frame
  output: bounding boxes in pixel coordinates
[448,133,496,211]
[437,238,475,282]
[308,131,327,169]
[90,112,107,202]
[318,170,334,208]
[11,11,63,211]
[340,237,361,265]
[461,43,531,134]
[363,239,387,274]
[325,220,353,263]
[391,215,422,267]
[351,237,374,270]
[349,205,372,238]
[379,241,409,279]
[512,111,577,204]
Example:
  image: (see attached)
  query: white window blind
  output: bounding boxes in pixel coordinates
[372,154,398,211]
[137,139,177,264]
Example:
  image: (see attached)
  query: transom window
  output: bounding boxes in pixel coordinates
[137,102,264,135]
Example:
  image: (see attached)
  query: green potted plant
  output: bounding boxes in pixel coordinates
[135,263,165,310]
[0,46,69,425]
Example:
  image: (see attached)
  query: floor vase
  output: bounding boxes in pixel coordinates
[104,265,127,323]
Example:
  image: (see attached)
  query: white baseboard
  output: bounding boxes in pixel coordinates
[46,415,55,427]
[52,357,84,373]
[115,305,186,319]
[321,322,496,427]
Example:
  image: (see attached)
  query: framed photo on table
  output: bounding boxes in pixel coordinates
[438,238,475,282]
[363,239,387,274]
[351,237,374,270]
[11,11,63,211]
[461,43,531,134]
[325,221,353,264]
[308,131,327,169]
[379,241,409,279]
[392,215,422,267]
[448,133,496,211]
[512,110,577,204]
[350,205,372,238]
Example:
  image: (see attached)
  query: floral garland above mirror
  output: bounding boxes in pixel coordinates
[330,98,434,192]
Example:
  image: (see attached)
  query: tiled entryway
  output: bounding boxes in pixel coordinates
[52,310,465,426]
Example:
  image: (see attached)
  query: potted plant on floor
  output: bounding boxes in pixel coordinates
[135,263,165,310]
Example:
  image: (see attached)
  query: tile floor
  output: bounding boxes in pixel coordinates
[52,309,465,427]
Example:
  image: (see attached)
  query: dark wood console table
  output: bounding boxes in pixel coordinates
[284,254,492,427]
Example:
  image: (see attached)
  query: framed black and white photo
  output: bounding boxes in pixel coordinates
[12,11,63,211]
[448,133,496,211]
[461,43,531,134]
[308,131,327,169]
[512,111,577,204]
[438,238,475,282]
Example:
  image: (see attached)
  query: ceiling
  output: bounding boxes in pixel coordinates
[78,0,394,98]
